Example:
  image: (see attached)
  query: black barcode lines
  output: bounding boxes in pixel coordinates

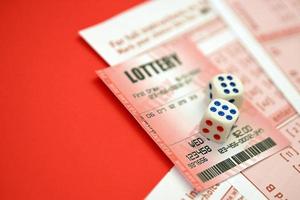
[197,138,276,182]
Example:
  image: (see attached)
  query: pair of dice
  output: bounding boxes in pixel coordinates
[200,73,244,143]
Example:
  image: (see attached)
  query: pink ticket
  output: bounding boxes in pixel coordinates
[97,38,289,191]
[207,41,296,127]
[213,1,300,198]
[226,0,300,93]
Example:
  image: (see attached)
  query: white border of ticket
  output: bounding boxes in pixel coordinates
[210,0,300,114]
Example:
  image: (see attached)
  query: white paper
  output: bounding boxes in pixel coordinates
[79,0,216,65]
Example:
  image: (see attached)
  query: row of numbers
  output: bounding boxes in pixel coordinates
[145,92,199,119]
[186,145,212,161]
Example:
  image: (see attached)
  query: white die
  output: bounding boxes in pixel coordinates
[200,99,239,143]
[208,73,244,108]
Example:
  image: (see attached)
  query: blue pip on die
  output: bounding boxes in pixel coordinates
[208,73,244,108]
[200,99,239,143]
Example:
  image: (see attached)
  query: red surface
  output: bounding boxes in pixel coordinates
[0,1,172,199]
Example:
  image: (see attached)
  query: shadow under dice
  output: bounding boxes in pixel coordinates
[208,73,244,108]
[200,99,239,143]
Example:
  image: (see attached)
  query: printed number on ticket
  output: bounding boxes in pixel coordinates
[97,38,289,191]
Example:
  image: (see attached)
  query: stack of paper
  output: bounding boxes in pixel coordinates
[79,0,300,199]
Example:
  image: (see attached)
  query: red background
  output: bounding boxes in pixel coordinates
[0,0,173,199]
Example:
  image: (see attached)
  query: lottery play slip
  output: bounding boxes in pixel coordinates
[96,38,288,191]
[79,0,300,198]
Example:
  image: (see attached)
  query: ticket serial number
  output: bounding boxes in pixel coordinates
[185,137,212,169]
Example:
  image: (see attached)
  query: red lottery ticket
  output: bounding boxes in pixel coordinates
[97,38,289,191]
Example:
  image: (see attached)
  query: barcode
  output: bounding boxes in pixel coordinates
[197,137,276,182]
[231,137,276,165]
[197,158,236,182]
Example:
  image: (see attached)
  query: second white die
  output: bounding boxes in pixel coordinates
[200,99,239,143]
[208,73,244,108]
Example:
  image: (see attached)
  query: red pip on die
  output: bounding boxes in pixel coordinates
[200,98,239,143]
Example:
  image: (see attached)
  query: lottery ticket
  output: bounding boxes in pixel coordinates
[97,38,288,191]
[147,18,299,199]
[211,0,300,114]
[209,1,300,199]
[222,0,300,94]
